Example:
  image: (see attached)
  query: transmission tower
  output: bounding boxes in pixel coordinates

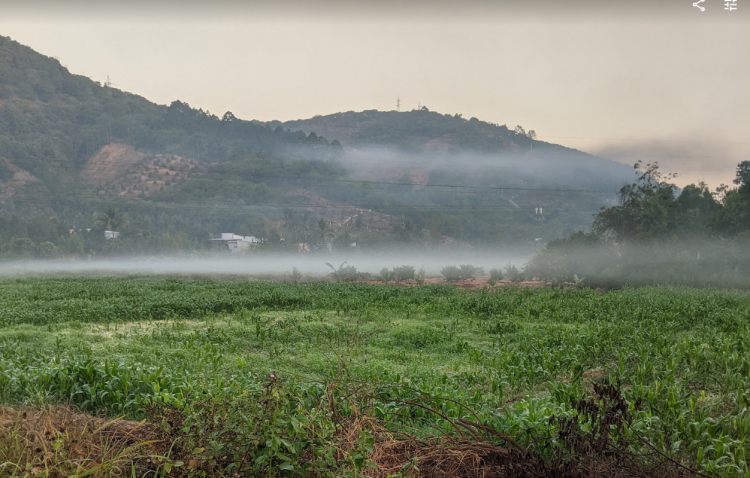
[105,75,113,88]
[396,96,401,112]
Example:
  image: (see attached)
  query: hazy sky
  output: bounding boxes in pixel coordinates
[1,0,748,187]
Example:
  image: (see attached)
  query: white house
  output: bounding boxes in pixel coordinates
[211,233,262,254]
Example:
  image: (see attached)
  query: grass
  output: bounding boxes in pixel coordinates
[0,277,749,476]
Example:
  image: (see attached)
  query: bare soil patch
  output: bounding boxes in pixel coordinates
[81,143,200,197]
[364,276,547,290]
[0,164,38,200]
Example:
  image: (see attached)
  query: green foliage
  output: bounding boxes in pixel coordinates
[0,36,648,250]
[392,265,415,283]
[441,264,482,282]
[0,214,83,259]
[733,160,750,186]
[148,379,349,477]
[593,161,750,241]
[325,261,368,282]
[1,278,750,475]
[593,162,681,241]
[441,265,462,282]
[94,206,127,231]
[376,268,394,284]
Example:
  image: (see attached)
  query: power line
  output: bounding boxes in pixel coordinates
[19,158,621,194]
[3,192,606,212]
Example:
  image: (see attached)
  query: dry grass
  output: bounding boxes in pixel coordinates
[0,407,166,478]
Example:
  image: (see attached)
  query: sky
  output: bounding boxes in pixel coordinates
[0,0,748,187]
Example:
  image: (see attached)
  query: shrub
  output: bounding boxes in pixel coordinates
[505,262,522,282]
[392,265,415,283]
[415,267,426,286]
[286,267,303,283]
[376,268,394,284]
[441,265,462,282]
[459,264,483,281]
[325,261,367,282]
[489,267,504,280]
[147,378,357,477]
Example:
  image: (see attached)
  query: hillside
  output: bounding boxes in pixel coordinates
[0,34,636,257]
[0,35,341,200]
[276,110,634,191]
[279,109,536,152]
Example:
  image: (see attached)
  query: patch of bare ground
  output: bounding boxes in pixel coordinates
[0,164,38,201]
[364,276,547,290]
[0,406,167,477]
[81,143,202,197]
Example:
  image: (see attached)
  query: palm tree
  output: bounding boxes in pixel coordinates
[299,212,313,243]
[95,206,125,231]
[316,219,333,248]
[282,209,296,241]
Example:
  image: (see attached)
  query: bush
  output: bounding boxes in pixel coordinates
[505,263,522,282]
[441,265,462,282]
[325,261,368,282]
[376,268,394,284]
[147,378,361,477]
[415,267,426,286]
[459,264,483,281]
[442,264,483,282]
[393,265,415,283]
[489,267,504,280]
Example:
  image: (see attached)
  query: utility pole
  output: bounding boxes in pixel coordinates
[104,75,114,98]
[396,96,401,112]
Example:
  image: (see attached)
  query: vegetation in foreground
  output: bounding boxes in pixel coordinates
[1,278,749,476]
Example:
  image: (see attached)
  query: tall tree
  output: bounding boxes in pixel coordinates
[592,162,677,241]
[316,219,333,248]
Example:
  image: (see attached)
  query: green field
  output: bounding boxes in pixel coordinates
[1,278,749,477]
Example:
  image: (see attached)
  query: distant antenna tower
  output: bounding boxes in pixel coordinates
[417,102,421,110]
[396,96,401,112]
[105,75,113,88]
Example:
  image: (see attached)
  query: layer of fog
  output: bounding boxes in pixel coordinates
[0,250,535,278]
[288,145,635,194]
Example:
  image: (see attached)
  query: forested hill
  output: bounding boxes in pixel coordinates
[0,35,341,194]
[275,110,634,193]
[278,109,596,157]
[0,34,637,256]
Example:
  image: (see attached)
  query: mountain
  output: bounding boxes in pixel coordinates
[0,34,635,257]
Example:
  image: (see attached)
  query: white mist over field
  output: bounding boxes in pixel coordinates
[0,251,534,278]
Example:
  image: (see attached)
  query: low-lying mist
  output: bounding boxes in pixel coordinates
[0,250,534,278]
[337,146,634,193]
[526,237,750,289]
